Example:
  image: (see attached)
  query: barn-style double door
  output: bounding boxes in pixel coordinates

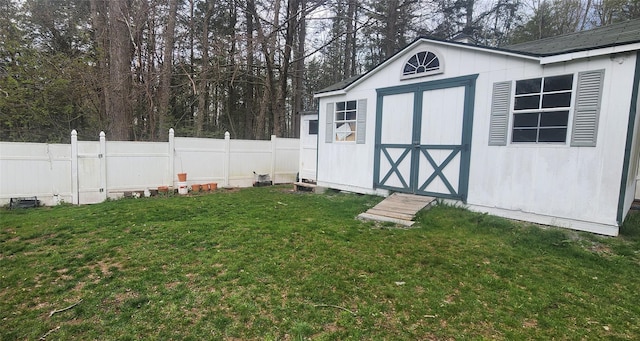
[374,75,477,201]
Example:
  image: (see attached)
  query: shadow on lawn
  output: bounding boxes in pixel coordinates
[621,210,640,241]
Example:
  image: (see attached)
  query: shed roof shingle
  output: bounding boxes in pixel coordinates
[504,19,640,56]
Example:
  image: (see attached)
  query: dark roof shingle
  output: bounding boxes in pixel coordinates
[504,19,640,56]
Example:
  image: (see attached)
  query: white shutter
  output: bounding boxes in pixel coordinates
[325,102,334,143]
[571,70,604,147]
[356,99,367,144]
[488,81,512,146]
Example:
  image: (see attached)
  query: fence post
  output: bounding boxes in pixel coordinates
[71,130,78,205]
[271,135,277,184]
[224,131,230,187]
[99,131,107,202]
[169,128,175,186]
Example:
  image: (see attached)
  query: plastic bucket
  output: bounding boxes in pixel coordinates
[177,181,188,195]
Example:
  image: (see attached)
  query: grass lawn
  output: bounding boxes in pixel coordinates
[1,186,639,340]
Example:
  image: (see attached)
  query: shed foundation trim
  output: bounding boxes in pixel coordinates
[463,203,619,236]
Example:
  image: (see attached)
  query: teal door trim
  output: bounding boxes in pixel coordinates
[374,74,478,201]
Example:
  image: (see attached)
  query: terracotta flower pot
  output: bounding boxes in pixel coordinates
[177,173,187,182]
[158,186,169,194]
[209,182,218,191]
[191,184,201,192]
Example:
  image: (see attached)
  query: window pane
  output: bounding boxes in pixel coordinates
[516,78,541,94]
[345,110,356,120]
[513,113,539,127]
[540,111,569,127]
[426,52,439,69]
[538,128,567,142]
[542,92,571,108]
[308,120,318,135]
[512,129,537,142]
[335,113,344,121]
[514,95,540,110]
[335,122,355,141]
[336,102,345,111]
[404,64,416,74]
[544,75,573,92]
[345,123,356,141]
[346,100,357,110]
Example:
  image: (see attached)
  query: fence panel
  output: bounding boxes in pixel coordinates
[0,142,72,206]
[0,130,300,206]
[228,139,273,187]
[106,141,170,195]
[274,137,300,184]
[174,137,227,185]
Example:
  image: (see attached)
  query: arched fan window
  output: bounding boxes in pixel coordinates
[402,51,442,78]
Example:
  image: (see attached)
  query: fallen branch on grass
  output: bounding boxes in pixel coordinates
[39,326,60,340]
[49,299,83,317]
[313,303,357,316]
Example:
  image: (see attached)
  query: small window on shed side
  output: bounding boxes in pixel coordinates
[308,120,318,135]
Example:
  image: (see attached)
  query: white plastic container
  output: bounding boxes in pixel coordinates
[177,181,188,195]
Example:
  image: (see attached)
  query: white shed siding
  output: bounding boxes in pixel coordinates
[317,93,381,194]
[316,40,638,235]
[467,54,636,235]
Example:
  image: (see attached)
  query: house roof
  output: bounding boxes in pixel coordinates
[315,19,640,96]
[504,19,640,56]
[316,74,364,94]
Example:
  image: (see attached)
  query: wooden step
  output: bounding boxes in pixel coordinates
[358,193,436,226]
[294,182,325,193]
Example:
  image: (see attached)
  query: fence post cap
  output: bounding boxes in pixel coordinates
[71,129,77,136]
[99,131,105,137]
[225,131,230,138]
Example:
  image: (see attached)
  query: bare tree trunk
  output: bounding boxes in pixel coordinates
[107,0,133,140]
[383,0,399,58]
[249,0,281,139]
[245,0,256,139]
[157,0,178,140]
[196,0,212,137]
[464,0,474,34]
[277,0,299,137]
[89,0,108,129]
[343,0,355,78]
[145,6,157,140]
[292,0,307,138]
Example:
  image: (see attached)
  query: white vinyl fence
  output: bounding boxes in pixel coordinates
[0,129,299,206]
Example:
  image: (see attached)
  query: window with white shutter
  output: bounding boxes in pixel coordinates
[490,70,605,147]
[327,100,367,143]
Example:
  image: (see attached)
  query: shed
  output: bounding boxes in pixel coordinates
[313,19,640,236]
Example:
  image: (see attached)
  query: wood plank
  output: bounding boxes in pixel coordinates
[365,208,415,221]
[381,201,431,209]
[372,203,420,214]
[359,193,436,226]
[358,213,415,226]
